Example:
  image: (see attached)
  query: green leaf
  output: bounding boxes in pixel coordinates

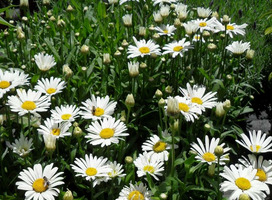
[0,16,13,27]
[44,38,61,61]
[265,27,272,35]
[198,68,211,81]
[174,158,184,167]
[268,72,272,81]
[0,5,17,13]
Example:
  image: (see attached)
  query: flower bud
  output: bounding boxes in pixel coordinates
[63,64,73,78]
[20,0,29,7]
[160,5,170,18]
[223,99,231,111]
[103,53,111,64]
[81,45,89,54]
[203,31,210,38]
[215,102,225,117]
[128,61,139,77]
[66,5,74,12]
[155,89,163,98]
[22,16,28,22]
[226,74,232,80]
[166,97,180,118]
[165,86,173,94]
[204,123,211,131]
[125,156,133,164]
[73,126,82,137]
[212,11,219,19]
[43,0,50,5]
[49,16,56,21]
[140,62,147,69]
[152,33,160,40]
[239,193,250,200]
[83,6,88,12]
[222,15,230,24]
[174,18,181,27]
[114,50,121,57]
[249,95,254,100]
[160,193,168,200]
[170,119,179,133]
[63,189,73,200]
[138,27,146,37]
[158,98,165,107]
[125,94,135,108]
[207,43,217,51]
[153,12,163,23]
[122,14,132,27]
[57,17,66,28]
[121,39,129,47]
[47,10,52,16]
[43,134,56,153]
[246,49,255,60]
[214,146,224,157]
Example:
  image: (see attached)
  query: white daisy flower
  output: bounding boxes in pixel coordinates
[190,135,230,165]
[51,105,80,123]
[239,154,272,185]
[154,24,177,36]
[142,134,170,161]
[236,130,272,153]
[71,153,111,187]
[134,151,164,181]
[175,3,188,14]
[174,96,202,122]
[220,164,269,200]
[127,36,161,59]
[34,77,66,97]
[179,83,217,112]
[85,117,128,147]
[80,95,117,120]
[16,163,64,200]
[7,89,50,116]
[160,5,170,17]
[194,17,218,33]
[37,118,71,139]
[162,38,193,58]
[197,7,212,18]
[221,22,248,38]
[7,133,33,157]
[116,182,152,200]
[107,161,126,179]
[192,34,205,43]
[182,21,199,35]
[226,41,250,55]
[34,52,56,71]
[152,0,177,6]
[0,68,29,99]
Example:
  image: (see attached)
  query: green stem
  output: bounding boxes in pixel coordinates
[217,156,221,200]
[27,112,31,135]
[126,107,131,124]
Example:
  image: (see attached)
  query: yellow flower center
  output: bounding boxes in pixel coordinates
[61,114,71,120]
[51,128,60,136]
[100,128,114,139]
[179,102,189,112]
[191,97,203,105]
[94,107,104,116]
[21,101,36,110]
[143,165,155,173]
[0,80,10,89]
[202,152,216,162]
[32,178,48,193]
[199,22,207,27]
[85,167,97,176]
[46,88,56,94]
[153,141,167,153]
[139,47,150,54]
[250,145,261,152]
[173,46,183,52]
[163,30,168,34]
[256,169,267,182]
[227,25,234,30]
[194,35,200,40]
[128,191,144,200]
[235,177,251,190]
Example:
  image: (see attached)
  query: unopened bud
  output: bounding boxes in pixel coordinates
[214,146,224,157]
[246,49,255,60]
[222,15,230,24]
[158,98,165,107]
[155,89,163,98]
[20,0,29,7]
[125,156,133,164]
[43,134,56,153]
[140,62,147,69]
[204,124,211,131]
[160,193,168,200]
[207,43,217,51]
[63,189,73,200]
[170,119,179,133]
[208,163,216,176]
[57,17,66,28]
[125,94,135,108]
[139,26,146,37]
[49,16,56,21]
[212,11,219,19]
[166,97,180,118]
[203,31,210,38]
[239,193,250,200]
[226,74,232,80]
[43,0,50,5]
[215,102,225,117]
[73,126,82,137]
[66,5,74,12]
[165,86,173,94]
[114,50,121,57]
[174,18,181,27]
[63,64,73,78]
[223,99,231,111]
[81,45,89,54]
[121,39,129,47]
[103,53,111,64]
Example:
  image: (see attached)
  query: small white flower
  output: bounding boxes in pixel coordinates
[80,95,117,120]
[107,161,126,179]
[119,0,140,5]
[38,118,71,139]
[51,105,80,123]
[116,182,152,200]
[16,163,64,200]
[220,164,269,200]
[127,37,161,58]
[190,135,230,165]
[128,61,139,77]
[160,5,170,17]
[194,17,219,33]
[197,7,212,18]
[71,154,111,187]
[34,77,66,97]
[122,14,132,26]
[34,52,56,71]
[85,117,128,147]
[226,41,250,55]
[182,21,198,35]
[236,130,272,153]
[162,38,193,58]
[7,133,33,157]
[152,0,177,6]
[7,89,50,116]
[134,151,164,181]
[154,24,177,36]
